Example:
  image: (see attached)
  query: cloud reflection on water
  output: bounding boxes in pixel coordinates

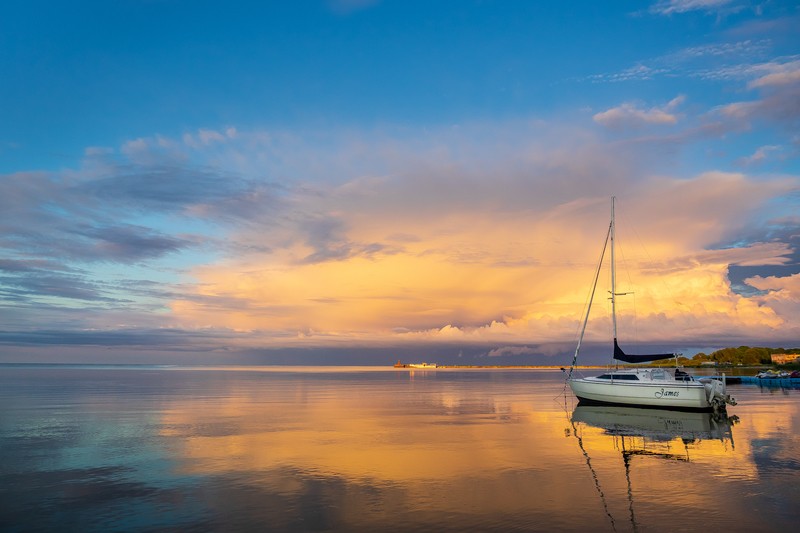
[1,367,798,532]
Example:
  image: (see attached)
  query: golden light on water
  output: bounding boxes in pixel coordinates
[3,366,798,531]
[157,373,762,493]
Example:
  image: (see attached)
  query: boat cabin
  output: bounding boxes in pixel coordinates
[593,368,692,383]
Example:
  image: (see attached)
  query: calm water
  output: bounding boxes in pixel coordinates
[1,366,798,532]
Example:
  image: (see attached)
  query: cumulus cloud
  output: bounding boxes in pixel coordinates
[168,144,799,348]
[745,273,800,333]
[2,123,799,357]
[593,96,685,129]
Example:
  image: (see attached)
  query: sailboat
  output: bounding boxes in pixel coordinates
[567,197,737,412]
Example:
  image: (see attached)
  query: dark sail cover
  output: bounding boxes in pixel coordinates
[613,339,673,363]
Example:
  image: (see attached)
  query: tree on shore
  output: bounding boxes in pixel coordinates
[688,346,799,366]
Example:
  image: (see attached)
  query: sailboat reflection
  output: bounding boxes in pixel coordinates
[568,406,738,532]
[572,405,737,450]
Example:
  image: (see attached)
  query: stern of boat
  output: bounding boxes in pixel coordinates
[702,375,737,412]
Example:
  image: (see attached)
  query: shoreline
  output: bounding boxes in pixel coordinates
[395,365,606,369]
[394,364,774,370]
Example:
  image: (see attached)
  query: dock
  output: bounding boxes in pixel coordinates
[736,376,800,387]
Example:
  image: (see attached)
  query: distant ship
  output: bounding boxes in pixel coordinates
[408,362,438,369]
[393,361,438,369]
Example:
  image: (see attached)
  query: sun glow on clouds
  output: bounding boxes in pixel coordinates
[1,112,798,360]
[161,127,798,348]
[2,1,800,363]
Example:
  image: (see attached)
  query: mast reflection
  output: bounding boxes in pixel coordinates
[569,406,739,532]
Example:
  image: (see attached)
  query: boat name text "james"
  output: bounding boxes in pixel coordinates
[655,388,679,399]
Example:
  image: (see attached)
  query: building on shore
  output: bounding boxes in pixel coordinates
[771,354,800,365]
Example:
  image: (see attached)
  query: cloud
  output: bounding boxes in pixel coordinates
[593,96,685,129]
[169,150,799,348]
[487,346,538,357]
[583,64,671,83]
[0,260,115,303]
[649,0,736,16]
[583,40,772,84]
[0,170,205,266]
[80,166,252,212]
[714,60,800,127]
[0,149,266,316]
[747,59,800,89]
[746,272,800,329]
[71,224,190,262]
[2,123,799,359]
[737,145,782,166]
[0,327,240,349]
[183,127,238,149]
[676,40,771,62]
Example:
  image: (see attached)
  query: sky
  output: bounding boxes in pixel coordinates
[1,0,799,365]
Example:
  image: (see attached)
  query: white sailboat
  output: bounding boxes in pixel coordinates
[567,197,737,412]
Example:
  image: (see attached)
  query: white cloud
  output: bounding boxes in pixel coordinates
[121,138,148,156]
[5,121,800,354]
[738,145,782,166]
[181,128,237,149]
[649,0,735,16]
[747,60,800,89]
[712,59,800,127]
[716,100,758,119]
[166,134,799,347]
[584,64,671,83]
[676,40,769,61]
[746,273,800,332]
[198,129,226,145]
[593,96,685,129]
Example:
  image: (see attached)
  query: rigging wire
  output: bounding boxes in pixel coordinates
[566,221,612,381]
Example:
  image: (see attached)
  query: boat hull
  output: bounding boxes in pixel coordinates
[569,378,712,411]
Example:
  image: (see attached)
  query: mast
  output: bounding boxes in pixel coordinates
[610,196,618,346]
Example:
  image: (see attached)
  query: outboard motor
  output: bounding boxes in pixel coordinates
[704,375,737,411]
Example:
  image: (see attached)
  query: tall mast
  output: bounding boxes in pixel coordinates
[610,196,618,343]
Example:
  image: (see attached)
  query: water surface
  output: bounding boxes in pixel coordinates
[1,366,798,532]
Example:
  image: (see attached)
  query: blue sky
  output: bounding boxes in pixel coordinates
[1,0,799,364]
